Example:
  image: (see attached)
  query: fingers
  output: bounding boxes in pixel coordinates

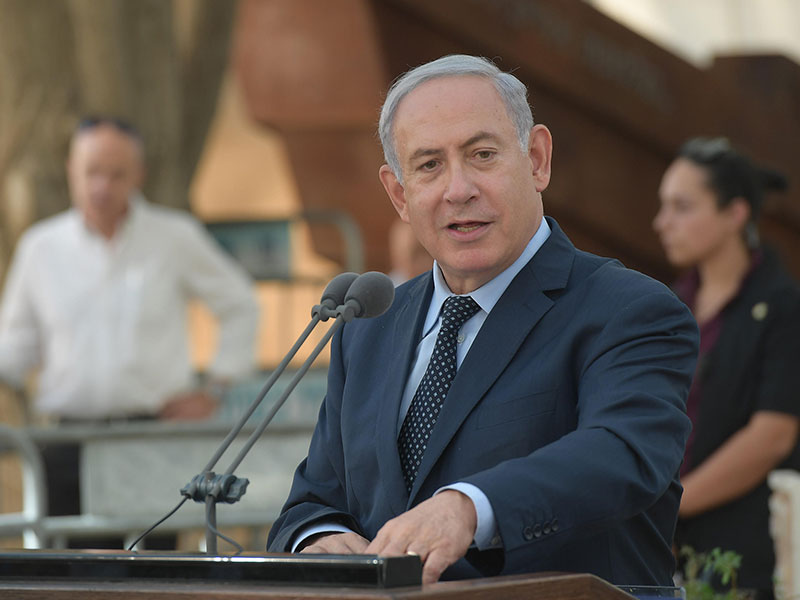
[364,491,477,583]
[368,531,461,585]
[420,550,450,585]
[159,391,218,420]
[299,532,370,554]
[366,523,411,557]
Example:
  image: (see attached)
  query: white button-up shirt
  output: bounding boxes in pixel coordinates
[0,196,259,418]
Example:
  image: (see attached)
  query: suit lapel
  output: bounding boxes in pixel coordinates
[408,219,575,501]
[375,275,433,513]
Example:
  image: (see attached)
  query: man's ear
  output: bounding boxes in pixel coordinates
[528,124,553,193]
[65,154,74,179]
[134,162,146,190]
[379,164,409,222]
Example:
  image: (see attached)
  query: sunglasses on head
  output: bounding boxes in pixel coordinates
[77,115,141,139]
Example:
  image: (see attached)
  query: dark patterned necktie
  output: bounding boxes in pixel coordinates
[398,295,480,492]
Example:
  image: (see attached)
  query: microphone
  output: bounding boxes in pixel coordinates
[194,271,359,477]
[129,272,358,552]
[221,271,395,476]
[337,271,396,321]
[312,272,359,321]
[138,271,395,555]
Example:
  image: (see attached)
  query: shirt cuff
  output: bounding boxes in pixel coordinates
[436,482,502,550]
[290,522,354,552]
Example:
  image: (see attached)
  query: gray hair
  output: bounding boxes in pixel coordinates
[378,54,534,182]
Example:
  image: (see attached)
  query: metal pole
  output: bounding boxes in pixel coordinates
[203,471,217,555]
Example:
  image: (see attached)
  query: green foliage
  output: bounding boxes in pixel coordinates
[680,545,748,600]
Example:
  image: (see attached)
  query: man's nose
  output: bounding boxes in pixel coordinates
[443,163,478,204]
[89,175,113,194]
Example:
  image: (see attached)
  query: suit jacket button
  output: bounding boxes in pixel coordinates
[551,518,559,532]
[543,522,552,535]
[533,524,543,538]
[522,526,534,541]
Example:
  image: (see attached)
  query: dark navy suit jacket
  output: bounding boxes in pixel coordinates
[268,218,699,585]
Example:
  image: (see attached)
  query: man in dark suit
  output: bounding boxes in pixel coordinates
[267,54,699,586]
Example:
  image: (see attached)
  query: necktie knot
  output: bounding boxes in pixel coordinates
[439,295,480,333]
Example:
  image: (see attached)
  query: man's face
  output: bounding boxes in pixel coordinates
[67,124,144,238]
[379,76,551,294]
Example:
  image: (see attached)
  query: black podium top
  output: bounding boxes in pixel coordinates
[0,551,422,588]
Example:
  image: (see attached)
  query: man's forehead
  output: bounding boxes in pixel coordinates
[394,80,512,159]
[397,74,497,113]
[70,125,144,161]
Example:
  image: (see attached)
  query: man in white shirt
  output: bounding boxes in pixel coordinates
[0,116,259,543]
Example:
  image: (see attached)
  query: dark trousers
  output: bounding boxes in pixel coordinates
[40,441,177,550]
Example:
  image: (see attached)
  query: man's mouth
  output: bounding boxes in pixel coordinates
[449,222,484,233]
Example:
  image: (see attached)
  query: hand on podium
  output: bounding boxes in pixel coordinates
[367,490,476,584]
[299,531,370,554]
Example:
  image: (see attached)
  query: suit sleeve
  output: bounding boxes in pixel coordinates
[462,286,697,571]
[267,325,364,551]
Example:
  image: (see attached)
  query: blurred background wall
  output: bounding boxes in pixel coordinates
[228,0,800,284]
[0,0,798,381]
[2,0,798,289]
[0,0,798,557]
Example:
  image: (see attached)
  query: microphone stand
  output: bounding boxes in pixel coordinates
[224,317,344,478]
[176,271,393,554]
[201,316,347,553]
[198,316,322,478]
[181,311,353,554]
[179,306,344,554]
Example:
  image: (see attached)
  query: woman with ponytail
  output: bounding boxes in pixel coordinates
[654,137,800,599]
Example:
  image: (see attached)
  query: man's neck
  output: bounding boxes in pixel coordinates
[83,204,131,241]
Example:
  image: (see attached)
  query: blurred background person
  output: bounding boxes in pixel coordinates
[387,217,432,286]
[0,116,259,547]
[653,136,800,599]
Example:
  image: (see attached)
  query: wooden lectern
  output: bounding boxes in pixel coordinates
[0,550,635,599]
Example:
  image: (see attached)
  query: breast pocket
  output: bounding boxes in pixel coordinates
[476,389,557,429]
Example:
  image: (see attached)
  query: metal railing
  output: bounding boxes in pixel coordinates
[0,417,315,550]
[0,424,47,548]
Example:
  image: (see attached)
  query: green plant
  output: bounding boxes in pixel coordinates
[680,545,748,600]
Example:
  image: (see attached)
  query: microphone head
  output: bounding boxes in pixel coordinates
[320,272,360,308]
[344,271,395,318]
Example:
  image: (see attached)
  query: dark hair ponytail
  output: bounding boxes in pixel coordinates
[758,166,789,195]
[677,137,789,247]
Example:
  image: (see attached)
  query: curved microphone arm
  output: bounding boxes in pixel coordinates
[194,272,358,476]
[175,271,393,555]
[224,317,345,477]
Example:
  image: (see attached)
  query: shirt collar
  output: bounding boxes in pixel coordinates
[425,217,551,331]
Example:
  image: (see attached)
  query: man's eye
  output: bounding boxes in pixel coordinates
[476,150,494,159]
[421,160,438,170]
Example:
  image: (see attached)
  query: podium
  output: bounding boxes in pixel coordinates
[0,550,636,599]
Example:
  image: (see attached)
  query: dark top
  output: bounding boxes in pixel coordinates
[674,247,800,592]
[676,252,763,475]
